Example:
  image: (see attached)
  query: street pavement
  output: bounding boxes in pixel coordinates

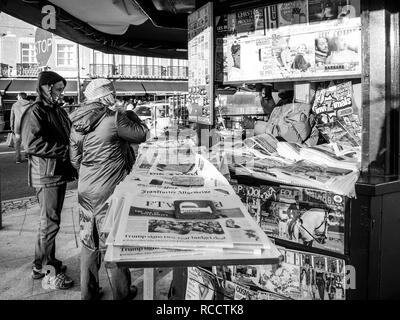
[0,133,172,300]
[0,189,172,300]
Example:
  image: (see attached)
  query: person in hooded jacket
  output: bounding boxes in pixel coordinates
[20,71,77,289]
[10,92,31,163]
[69,78,149,300]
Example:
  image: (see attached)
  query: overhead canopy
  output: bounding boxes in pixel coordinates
[0,79,12,94]
[0,0,196,58]
[0,0,309,58]
[2,79,78,95]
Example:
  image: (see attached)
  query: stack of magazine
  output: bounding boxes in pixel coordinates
[102,140,280,264]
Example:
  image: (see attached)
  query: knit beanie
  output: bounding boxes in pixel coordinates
[84,78,115,101]
[38,71,67,87]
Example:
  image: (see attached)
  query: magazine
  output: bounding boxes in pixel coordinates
[186,267,217,300]
[277,0,308,26]
[233,282,258,300]
[308,0,361,23]
[219,246,346,300]
[232,183,347,253]
[224,17,361,82]
[312,81,362,147]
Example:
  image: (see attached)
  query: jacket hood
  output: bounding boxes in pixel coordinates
[14,99,31,108]
[69,102,108,134]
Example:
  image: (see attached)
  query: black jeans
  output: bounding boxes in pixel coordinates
[33,183,67,272]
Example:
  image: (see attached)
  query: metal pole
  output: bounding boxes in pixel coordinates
[76,44,81,104]
[0,167,2,229]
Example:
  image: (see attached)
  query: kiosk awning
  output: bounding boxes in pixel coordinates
[4,79,78,96]
[115,81,188,95]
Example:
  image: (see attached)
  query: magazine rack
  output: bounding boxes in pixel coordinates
[104,247,282,299]
[190,0,400,300]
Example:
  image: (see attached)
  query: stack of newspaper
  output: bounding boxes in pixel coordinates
[216,133,361,197]
[102,140,279,263]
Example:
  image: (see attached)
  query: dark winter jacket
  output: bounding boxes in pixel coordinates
[20,99,77,187]
[69,102,148,249]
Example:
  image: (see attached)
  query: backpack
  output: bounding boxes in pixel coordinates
[264,102,315,144]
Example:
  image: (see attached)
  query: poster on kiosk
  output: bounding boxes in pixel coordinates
[187,2,214,125]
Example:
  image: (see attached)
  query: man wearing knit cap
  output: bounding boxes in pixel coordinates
[20,71,77,289]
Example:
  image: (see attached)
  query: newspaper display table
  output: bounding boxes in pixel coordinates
[102,137,282,299]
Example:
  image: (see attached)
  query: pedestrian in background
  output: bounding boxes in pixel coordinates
[69,78,149,300]
[10,92,30,163]
[20,71,77,289]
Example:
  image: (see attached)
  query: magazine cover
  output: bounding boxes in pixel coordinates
[277,0,308,26]
[259,199,346,253]
[257,185,346,254]
[308,0,361,23]
[187,2,214,125]
[266,4,279,29]
[186,267,217,300]
[216,14,229,37]
[211,247,346,300]
[224,30,315,82]
[314,24,361,75]
[233,283,258,300]
[231,183,248,203]
[312,81,362,147]
[215,37,227,82]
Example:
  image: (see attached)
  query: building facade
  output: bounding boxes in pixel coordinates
[0,13,188,130]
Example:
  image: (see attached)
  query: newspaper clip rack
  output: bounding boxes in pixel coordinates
[174,200,217,220]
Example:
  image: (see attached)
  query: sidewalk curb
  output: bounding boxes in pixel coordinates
[1,196,38,215]
[1,190,77,215]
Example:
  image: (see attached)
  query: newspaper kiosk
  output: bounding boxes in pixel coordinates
[186,0,400,300]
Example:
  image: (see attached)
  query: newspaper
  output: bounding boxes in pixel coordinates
[103,137,280,264]
[112,184,271,250]
[234,160,359,197]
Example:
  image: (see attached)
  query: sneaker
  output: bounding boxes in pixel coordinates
[51,272,74,290]
[31,264,66,279]
[128,285,138,300]
[31,267,45,280]
[16,161,21,164]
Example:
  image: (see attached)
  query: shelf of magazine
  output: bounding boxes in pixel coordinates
[185,244,347,301]
[230,181,350,258]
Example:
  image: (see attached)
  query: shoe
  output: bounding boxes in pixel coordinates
[31,267,45,280]
[128,285,138,300]
[16,161,21,164]
[93,287,104,301]
[51,272,74,290]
